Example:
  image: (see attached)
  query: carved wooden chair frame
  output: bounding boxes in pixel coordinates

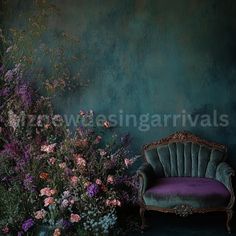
[138,131,235,233]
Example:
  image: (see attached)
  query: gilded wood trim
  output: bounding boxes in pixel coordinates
[143,131,227,153]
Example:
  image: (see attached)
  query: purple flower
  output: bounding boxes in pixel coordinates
[87,183,99,197]
[58,219,72,229]
[0,65,4,74]
[0,87,10,96]
[1,142,19,157]
[23,146,31,162]
[16,83,32,108]
[23,174,35,192]
[4,70,14,81]
[22,218,34,232]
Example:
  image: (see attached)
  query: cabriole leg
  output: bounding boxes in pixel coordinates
[226,209,233,234]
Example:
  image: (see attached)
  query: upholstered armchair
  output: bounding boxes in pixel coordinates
[137,132,235,233]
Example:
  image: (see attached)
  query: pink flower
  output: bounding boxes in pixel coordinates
[99,149,107,156]
[40,187,57,197]
[44,197,55,207]
[94,136,102,144]
[124,158,134,167]
[73,154,86,167]
[112,199,121,206]
[2,226,9,234]
[105,199,121,207]
[34,209,46,220]
[70,176,78,186]
[107,175,114,184]
[70,213,81,223]
[96,179,102,185]
[63,190,70,198]
[41,143,56,153]
[49,157,56,165]
[59,162,67,169]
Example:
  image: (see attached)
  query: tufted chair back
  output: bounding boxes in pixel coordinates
[143,132,227,179]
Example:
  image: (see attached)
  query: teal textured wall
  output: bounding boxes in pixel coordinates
[4,0,236,168]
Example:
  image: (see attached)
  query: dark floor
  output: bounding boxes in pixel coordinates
[130,211,236,236]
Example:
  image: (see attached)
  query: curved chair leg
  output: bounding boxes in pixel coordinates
[226,209,233,234]
[140,207,147,231]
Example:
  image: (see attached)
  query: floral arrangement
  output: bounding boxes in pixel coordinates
[0,63,139,235]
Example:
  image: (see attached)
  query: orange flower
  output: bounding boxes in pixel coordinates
[44,124,50,129]
[39,172,49,180]
[53,228,61,236]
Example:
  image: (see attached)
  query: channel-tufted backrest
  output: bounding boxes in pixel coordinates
[143,132,227,179]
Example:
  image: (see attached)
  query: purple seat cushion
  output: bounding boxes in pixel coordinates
[143,177,231,208]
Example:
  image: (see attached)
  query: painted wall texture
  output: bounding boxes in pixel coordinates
[3,0,236,169]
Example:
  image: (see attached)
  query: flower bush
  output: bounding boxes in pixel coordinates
[0,63,139,235]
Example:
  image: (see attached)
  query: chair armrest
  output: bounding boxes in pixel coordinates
[137,163,156,195]
[216,162,235,208]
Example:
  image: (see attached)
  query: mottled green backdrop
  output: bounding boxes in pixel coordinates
[3,0,236,169]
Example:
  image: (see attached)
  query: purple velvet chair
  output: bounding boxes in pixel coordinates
[137,131,235,233]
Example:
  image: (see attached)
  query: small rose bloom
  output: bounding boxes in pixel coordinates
[34,209,46,220]
[112,199,121,207]
[59,162,67,169]
[40,187,51,197]
[2,226,9,234]
[99,149,106,156]
[40,187,56,197]
[70,213,81,223]
[96,179,102,185]
[94,135,102,144]
[73,154,86,167]
[70,176,78,186]
[107,175,114,184]
[53,228,61,236]
[44,124,50,129]
[124,158,134,167]
[44,197,55,207]
[49,157,56,165]
[41,143,56,153]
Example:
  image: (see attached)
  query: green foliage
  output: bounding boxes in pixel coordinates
[1,0,88,97]
[0,184,27,228]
